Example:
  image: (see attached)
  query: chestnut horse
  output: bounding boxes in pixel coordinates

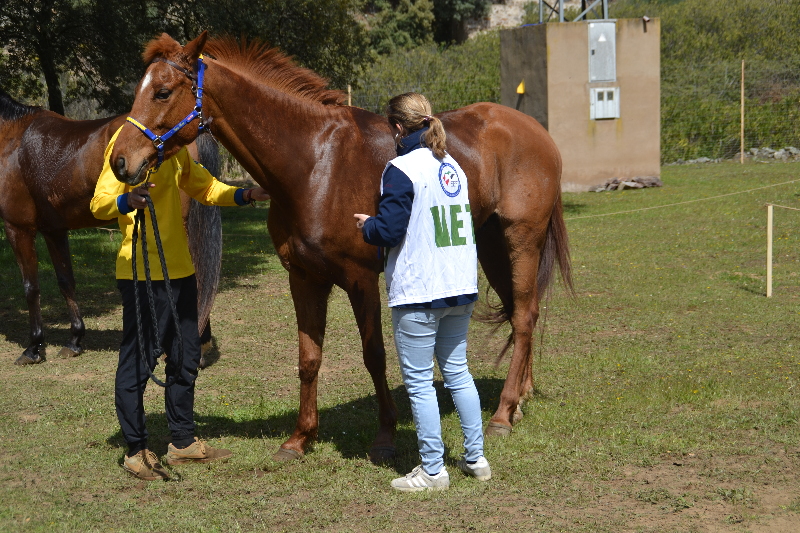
[0,90,223,365]
[111,33,572,461]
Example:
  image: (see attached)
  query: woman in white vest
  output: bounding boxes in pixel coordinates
[354,93,491,492]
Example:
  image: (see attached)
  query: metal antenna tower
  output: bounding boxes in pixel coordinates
[537,0,610,23]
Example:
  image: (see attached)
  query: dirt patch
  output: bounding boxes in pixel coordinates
[583,450,800,532]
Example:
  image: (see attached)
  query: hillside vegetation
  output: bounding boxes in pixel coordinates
[4,1,798,162]
[613,0,800,161]
[359,0,800,162]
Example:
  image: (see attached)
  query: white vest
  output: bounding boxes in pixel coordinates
[382,148,478,307]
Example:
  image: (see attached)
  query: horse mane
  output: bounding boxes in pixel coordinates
[203,36,346,106]
[142,33,184,66]
[0,90,40,121]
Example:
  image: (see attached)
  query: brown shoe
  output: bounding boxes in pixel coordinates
[165,437,232,465]
[123,450,170,481]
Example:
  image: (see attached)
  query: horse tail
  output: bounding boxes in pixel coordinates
[187,130,223,335]
[476,191,573,363]
[537,191,574,299]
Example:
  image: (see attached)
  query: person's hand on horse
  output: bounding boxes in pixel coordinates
[127,182,155,210]
[244,187,270,203]
[354,213,371,229]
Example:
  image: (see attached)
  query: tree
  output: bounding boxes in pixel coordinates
[0,0,186,115]
[0,0,370,115]
[357,29,499,113]
[152,0,370,89]
[432,0,491,44]
[0,0,94,115]
[365,0,435,56]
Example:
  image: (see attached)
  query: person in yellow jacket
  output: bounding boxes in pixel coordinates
[91,126,269,481]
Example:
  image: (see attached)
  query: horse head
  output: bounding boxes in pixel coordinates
[111,32,208,185]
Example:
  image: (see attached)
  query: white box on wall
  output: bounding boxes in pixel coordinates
[590,87,620,120]
[589,21,617,82]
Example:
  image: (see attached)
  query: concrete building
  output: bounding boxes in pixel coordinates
[500,18,661,191]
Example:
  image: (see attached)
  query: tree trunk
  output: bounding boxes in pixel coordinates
[38,46,65,116]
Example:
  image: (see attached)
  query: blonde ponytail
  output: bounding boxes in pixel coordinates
[386,92,447,160]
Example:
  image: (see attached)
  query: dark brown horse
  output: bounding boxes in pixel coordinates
[110,33,572,461]
[0,90,223,365]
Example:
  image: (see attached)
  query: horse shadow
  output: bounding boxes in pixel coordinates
[0,227,126,354]
[105,377,508,474]
[0,309,122,357]
[562,199,588,216]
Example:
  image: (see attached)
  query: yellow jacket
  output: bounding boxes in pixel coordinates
[91,126,241,280]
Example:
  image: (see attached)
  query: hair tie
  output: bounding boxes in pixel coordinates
[423,115,433,122]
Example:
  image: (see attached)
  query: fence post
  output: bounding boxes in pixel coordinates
[767,203,773,297]
[740,60,745,164]
[347,84,352,107]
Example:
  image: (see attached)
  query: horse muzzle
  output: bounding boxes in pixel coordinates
[113,155,150,186]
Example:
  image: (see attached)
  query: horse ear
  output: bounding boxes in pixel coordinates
[184,31,209,61]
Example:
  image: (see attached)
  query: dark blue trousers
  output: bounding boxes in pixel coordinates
[116,275,201,450]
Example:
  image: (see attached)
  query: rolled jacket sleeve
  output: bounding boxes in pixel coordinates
[176,149,240,206]
[362,164,414,247]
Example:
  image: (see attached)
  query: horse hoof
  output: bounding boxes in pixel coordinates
[198,340,220,369]
[58,346,82,359]
[273,447,303,462]
[15,352,46,365]
[485,421,512,437]
[512,405,524,425]
[368,446,396,464]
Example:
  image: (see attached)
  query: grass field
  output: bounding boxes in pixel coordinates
[1,161,799,532]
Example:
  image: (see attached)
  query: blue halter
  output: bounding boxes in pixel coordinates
[126,54,207,170]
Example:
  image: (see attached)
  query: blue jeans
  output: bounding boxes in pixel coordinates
[392,302,484,475]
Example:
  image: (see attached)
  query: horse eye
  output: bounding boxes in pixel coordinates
[155,89,171,100]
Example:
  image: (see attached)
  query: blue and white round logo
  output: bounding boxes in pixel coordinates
[438,163,461,197]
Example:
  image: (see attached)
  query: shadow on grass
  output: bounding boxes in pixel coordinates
[562,200,588,216]
[738,285,766,296]
[0,205,278,355]
[0,304,122,355]
[105,377,507,474]
[0,228,122,353]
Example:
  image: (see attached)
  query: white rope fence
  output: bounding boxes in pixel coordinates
[565,178,800,221]
[564,177,800,298]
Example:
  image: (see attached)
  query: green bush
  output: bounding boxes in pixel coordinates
[612,0,800,161]
[354,29,499,114]
[661,61,800,161]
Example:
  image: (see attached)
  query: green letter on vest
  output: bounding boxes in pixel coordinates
[431,206,452,247]
[450,205,466,246]
[465,204,475,244]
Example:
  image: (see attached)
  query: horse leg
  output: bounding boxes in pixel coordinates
[477,216,543,436]
[345,274,397,463]
[274,270,333,461]
[198,319,219,369]
[41,230,84,358]
[4,223,45,365]
[490,263,540,435]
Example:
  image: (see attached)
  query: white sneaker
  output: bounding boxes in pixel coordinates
[457,456,491,481]
[390,465,450,492]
